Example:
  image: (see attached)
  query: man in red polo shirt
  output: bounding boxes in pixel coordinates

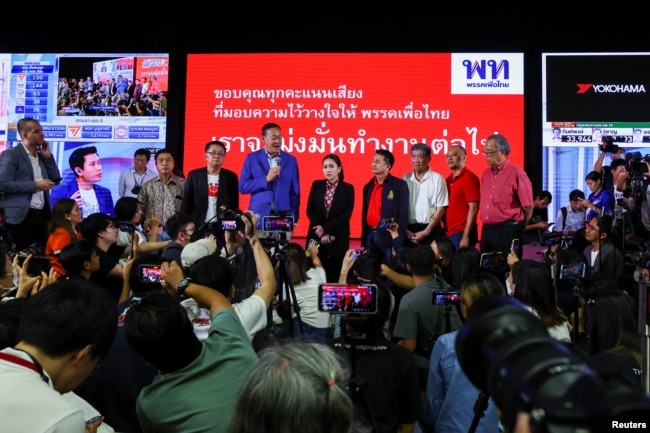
[479,134,533,276]
[445,145,480,250]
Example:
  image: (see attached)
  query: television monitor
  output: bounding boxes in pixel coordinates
[0,53,170,215]
[184,53,525,238]
[542,53,650,222]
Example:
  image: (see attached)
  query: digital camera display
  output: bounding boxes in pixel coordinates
[221,219,239,231]
[432,290,461,305]
[318,284,377,314]
[139,264,162,283]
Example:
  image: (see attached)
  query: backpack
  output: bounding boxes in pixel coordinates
[560,206,567,231]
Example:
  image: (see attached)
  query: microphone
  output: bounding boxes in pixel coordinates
[271,156,281,172]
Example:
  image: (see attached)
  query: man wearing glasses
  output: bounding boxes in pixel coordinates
[479,134,533,280]
[160,213,196,266]
[182,140,239,240]
[240,122,300,231]
[583,214,624,284]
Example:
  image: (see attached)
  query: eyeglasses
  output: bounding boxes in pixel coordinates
[182,228,196,234]
[410,154,426,160]
[483,149,501,157]
[206,152,225,157]
[265,135,282,141]
[585,223,600,231]
[106,224,118,230]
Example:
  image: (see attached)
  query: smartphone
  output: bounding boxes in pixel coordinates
[318,284,378,314]
[616,198,625,206]
[479,252,505,269]
[432,290,461,305]
[18,255,51,276]
[559,263,586,280]
[510,238,520,255]
[262,216,294,233]
[138,264,163,283]
[377,218,393,230]
[351,249,365,260]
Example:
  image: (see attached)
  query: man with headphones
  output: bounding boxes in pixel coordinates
[160,213,196,266]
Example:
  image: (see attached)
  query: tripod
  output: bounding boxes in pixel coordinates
[336,314,378,433]
[275,244,304,338]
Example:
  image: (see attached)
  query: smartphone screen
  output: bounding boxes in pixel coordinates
[318,284,377,313]
[511,239,520,255]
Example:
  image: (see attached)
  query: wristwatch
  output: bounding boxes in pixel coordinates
[177,277,191,296]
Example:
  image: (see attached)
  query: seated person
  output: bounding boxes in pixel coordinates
[58,239,100,280]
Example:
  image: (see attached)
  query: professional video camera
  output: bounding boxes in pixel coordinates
[624,238,650,267]
[456,295,650,433]
[625,151,650,178]
[599,136,619,154]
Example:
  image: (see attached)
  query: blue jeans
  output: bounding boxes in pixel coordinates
[365,229,394,267]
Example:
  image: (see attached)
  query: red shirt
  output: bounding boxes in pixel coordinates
[445,167,480,235]
[479,160,533,224]
[45,227,82,277]
[366,178,384,228]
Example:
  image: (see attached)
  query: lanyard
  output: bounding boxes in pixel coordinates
[0,351,50,384]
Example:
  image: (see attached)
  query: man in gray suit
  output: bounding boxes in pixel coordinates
[0,118,61,252]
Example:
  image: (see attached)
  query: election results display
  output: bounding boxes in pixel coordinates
[542,53,650,221]
[0,53,170,209]
[184,53,525,238]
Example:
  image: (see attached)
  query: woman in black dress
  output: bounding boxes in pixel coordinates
[305,154,355,282]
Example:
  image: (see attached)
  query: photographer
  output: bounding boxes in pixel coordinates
[392,245,462,390]
[421,273,504,433]
[274,242,330,343]
[335,278,421,433]
[593,135,625,192]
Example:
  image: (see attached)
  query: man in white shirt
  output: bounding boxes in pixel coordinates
[403,143,448,246]
[0,279,118,433]
[118,148,157,198]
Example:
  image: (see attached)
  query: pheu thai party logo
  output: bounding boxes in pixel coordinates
[451,53,524,95]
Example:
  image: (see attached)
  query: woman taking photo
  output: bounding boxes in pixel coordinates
[45,198,83,278]
[276,242,330,343]
[306,154,354,282]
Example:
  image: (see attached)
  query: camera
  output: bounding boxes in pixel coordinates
[131,186,141,195]
[432,290,461,305]
[318,284,378,314]
[456,295,650,432]
[138,264,162,283]
[351,249,366,260]
[218,209,248,232]
[599,136,619,154]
